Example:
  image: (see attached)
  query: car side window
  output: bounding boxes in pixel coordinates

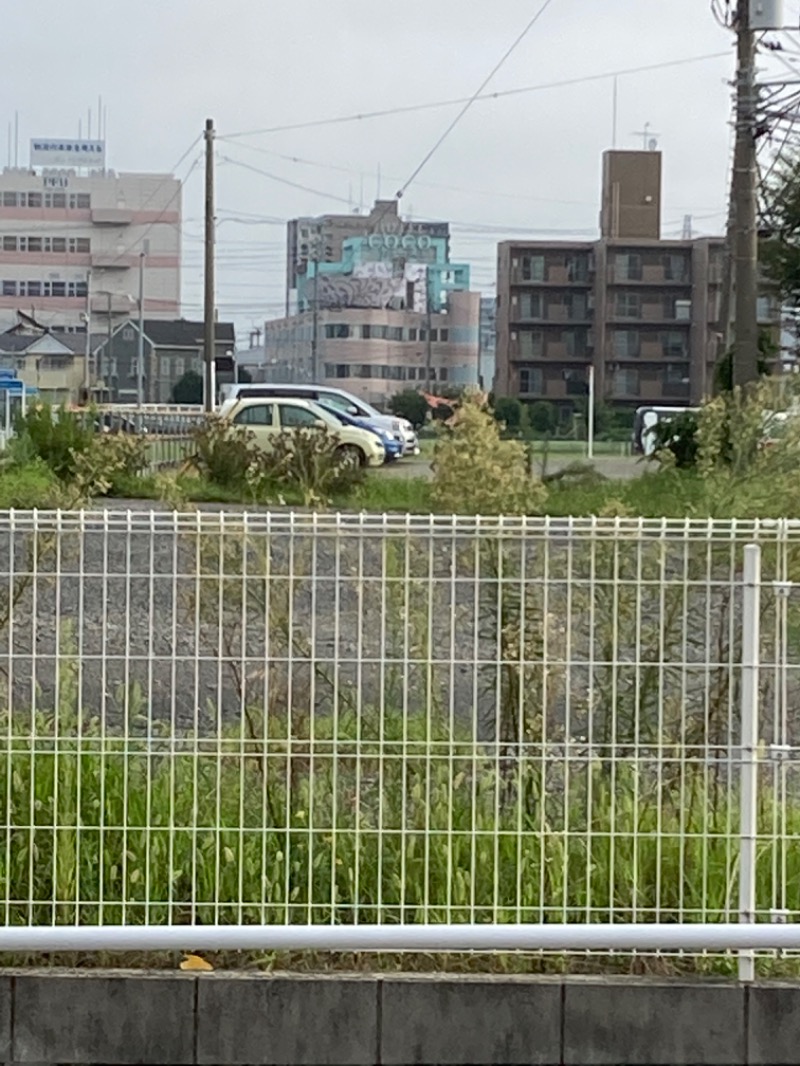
[233,404,273,426]
[280,405,321,428]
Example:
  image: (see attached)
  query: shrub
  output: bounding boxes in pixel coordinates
[190,417,267,496]
[172,370,204,405]
[528,400,557,436]
[14,403,95,480]
[0,459,60,508]
[650,410,700,469]
[431,392,546,515]
[269,428,365,507]
[389,390,429,429]
[493,396,523,432]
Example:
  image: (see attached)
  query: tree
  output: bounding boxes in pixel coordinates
[172,370,204,405]
[761,153,800,310]
[528,401,557,436]
[389,390,429,429]
[493,396,523,432]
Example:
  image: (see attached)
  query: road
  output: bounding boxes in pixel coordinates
[381,453,643,481]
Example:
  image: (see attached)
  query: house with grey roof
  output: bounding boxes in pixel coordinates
[92,318,236,403]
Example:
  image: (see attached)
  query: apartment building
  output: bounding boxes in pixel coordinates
[285,199,450,313]
[495,149,778,412]
[0,142,181,338]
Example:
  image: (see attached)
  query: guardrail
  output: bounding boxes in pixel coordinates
[0,512,797,974]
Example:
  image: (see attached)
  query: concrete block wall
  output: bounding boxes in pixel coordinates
[0,970,799,1065]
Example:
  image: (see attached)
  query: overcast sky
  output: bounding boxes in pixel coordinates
[4,0,800,341]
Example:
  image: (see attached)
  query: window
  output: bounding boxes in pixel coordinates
[69,281,88,298]
[388,326,404,341]
[1,281,14,296]
[233,404,273,426]
[122,327,135,342]
[68,193,91,209]
[408,328,417,342]
[613,330,640,358]
[611,368,640,397]
[280,404,322,428]
[664,254,689,282]
[440,329,449,342]
[360,325,373,339]
[68,238,90,254]
[324,323,350,339]
[50,193,67,209]
[51,281,65,297]
[2,193,16,207]
[26,193,42,208]
[615,292,640,318]
[519,330,543,358]
[521,255,545,282]
[519,367,543,394]
[616,253,642,281]
[1,237,15,252]
[518,292,542,319]
[50,238,67,253]
[661,330,688,357]
[24,281,41,297]
[429,329,438,342]
[566,255,589,282]
[566,293,587,320]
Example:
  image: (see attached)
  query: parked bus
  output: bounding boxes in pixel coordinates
[632,405,700,457]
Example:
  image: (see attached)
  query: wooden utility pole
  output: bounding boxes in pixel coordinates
[732,0,760,387]
[203,118,216,411]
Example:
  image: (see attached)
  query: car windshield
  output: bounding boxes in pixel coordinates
[318,403,348,425]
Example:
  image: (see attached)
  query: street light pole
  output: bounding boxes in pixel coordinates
[587,363,595,461]
[137,250,146,409]
[82,269,92,400]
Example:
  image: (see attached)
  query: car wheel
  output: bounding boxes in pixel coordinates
[336,444,366,468]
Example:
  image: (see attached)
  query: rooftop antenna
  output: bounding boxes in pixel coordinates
[612,76,618,148]
[631,122,660,150]
[682,214,693,240]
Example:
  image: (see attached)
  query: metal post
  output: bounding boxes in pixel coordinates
[106,291,113,400]
[739,542,761,983]
[425,265,433,392]
[732,0,760,386]
[587,364,595,460]
[137,251,145,410]
[203,118,216,413]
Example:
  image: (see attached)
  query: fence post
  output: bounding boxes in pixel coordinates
[739,542,761,983]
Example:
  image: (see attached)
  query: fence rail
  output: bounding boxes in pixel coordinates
[0,511,798,962]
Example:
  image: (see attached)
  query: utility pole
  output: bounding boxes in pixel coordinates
[587,364,595,461]
[203,118,216,412]
[732,0,760,387]
[136,248,146,410]
[106,290,113,401]
[82,269,92,400]
[310,249,320,382]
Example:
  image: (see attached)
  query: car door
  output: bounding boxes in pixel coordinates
[231,401,277,451]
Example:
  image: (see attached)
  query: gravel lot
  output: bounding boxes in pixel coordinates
[0,508,784,748]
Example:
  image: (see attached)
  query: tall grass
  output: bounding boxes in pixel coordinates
[1,694,798,945]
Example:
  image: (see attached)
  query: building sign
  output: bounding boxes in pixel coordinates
[30,139,105,168]
[366,233,432,253]
[43,175,69,189]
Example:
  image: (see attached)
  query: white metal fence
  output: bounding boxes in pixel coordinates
[0,511,800,962]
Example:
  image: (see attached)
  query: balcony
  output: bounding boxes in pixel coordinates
[91,209,133,226]
[91,254,128,270]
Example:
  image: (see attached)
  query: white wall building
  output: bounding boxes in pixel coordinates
[0,153,181,337]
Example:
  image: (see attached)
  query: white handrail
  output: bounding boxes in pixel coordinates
[0,924,798,954]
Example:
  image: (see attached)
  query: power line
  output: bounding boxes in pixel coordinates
[394,0,558,200]
[223,52,731,140]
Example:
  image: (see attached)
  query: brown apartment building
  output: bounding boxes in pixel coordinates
[495,149,777,412]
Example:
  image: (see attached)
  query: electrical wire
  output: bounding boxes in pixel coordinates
[222,52,731,140]
[394,0,558,200]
